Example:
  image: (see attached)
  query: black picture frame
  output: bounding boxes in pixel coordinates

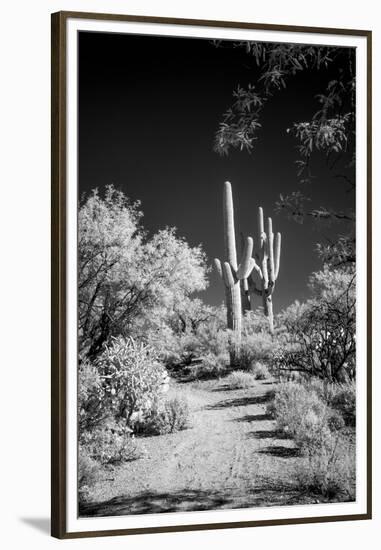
[51,10,372,539]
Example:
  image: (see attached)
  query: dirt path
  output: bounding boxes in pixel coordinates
[81,379,304,517]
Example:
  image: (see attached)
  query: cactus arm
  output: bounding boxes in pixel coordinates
[258,207,265,248]
[214,258,223,278]
[257,208,281,334]
[267,217,275,285]
[222,261,236,287]
[274,232,282,280]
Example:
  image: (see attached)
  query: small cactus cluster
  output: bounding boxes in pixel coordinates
[214,181,282,341]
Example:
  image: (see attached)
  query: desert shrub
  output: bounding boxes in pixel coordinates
[161,397,190,433]
[225,371,256,389]
[190,353,230,380]
[326,409,346,432]
[330,382,356,426]
[196,328,231,359]
[78,362,107,431]
[81,420,141,464]
[303,378,356,427]
[268,382,334,454]
[142,302,229,370]
[233,332,274,370]
[78,447,101,503]
[249,361,271,380]
[97,336,169,426]
[302,377,338,403]
[133,396,190,435]
[156,328,230,372]
[294,441,356,500]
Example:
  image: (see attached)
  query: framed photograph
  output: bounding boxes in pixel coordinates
[51,11,372,539]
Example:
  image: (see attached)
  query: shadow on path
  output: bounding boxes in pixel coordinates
[206,392,273,410]
[247,429,290,440]
[211,386,242,392]
[80,488,233,517]
[257,446,300,458]
[233,413,273,423]
[80,484,302,517]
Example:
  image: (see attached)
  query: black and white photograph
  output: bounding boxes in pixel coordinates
[77,28,359,517]
[1,1,378,548]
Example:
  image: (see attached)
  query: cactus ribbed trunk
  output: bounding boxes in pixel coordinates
[262,292,274,334]
[223,182,238,273]
[215,182,281,354]
[246,207,282,333]
[222,182,241,358]
[239,232,251,313]
[224,283,241,333]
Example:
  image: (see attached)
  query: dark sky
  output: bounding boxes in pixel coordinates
[78,31,355,312]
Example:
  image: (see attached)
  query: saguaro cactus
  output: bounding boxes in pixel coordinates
[247,207,282,333]
[214,182,254,352]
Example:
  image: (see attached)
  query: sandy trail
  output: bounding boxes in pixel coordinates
[81,379,302,517]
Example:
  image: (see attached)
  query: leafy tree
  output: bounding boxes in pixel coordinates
[169,297,217,335]
[277,267,356,381]
[78,185,209,359]
[213,41,355,266]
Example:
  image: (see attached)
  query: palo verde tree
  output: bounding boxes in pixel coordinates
[213,41,355,267]
[78,185,208,360]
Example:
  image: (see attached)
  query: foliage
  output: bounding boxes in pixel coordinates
[295,441,355,500]
[232,311,276,369]
[225,371,256,389]
[213,41,356,266]
[330,382,356,426]
[188,353,230,381]
[268,377,355,505]
[78,361,107,432]
[78,447,101,503]
[81,420,141,464]
[302,377,356,426]
[168,297,218,336]
[234,334,273,370]
[249,361,270,380]
[213,43,341,156]
[214,83,264,154]
[78,186,209,359]
[96,336,169,426]
[268,382,333,454]
[143,301,230,370]
[276,267,356,381]
[316,235,356,267]
[134,396,190,436]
